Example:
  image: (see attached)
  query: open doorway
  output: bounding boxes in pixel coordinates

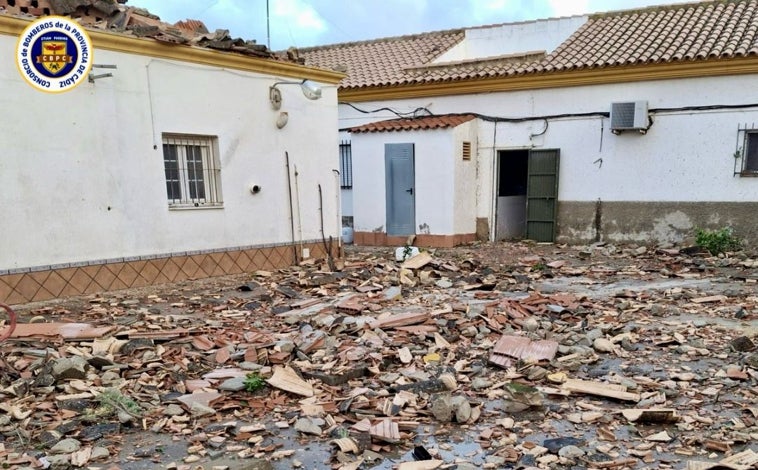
[496,150,529,240]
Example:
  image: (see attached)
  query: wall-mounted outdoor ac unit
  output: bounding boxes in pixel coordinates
[610,101,649,134]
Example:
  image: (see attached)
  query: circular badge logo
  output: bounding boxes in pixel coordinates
[16,16,93,93]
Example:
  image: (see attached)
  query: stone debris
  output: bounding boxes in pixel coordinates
[0,241,756,468]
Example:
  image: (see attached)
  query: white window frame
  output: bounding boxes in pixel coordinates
[162,134,223,208]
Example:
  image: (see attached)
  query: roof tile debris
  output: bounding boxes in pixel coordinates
[348,114,477,133]
[0,0,294,61]
[301,0,758,89]
[1,243,758,467]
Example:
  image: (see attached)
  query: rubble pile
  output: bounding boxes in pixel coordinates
[0,242,756,469]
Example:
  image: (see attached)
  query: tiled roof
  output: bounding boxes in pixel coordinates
[300,29,465,88]
[348,114,476,133]
[301,0,758,89]
[542,0,758,72]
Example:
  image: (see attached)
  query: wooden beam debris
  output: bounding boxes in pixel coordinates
[562,379,641,402]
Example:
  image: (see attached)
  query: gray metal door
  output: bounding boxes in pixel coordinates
[385,143,415,236]
[526,149,560,242]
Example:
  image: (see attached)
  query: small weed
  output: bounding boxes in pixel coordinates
[244,373,267,392]
[695,227,741,255]
[532,262,546,271]
[92,388,143,419]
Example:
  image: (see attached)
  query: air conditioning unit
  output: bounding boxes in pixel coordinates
[610,101,649,134]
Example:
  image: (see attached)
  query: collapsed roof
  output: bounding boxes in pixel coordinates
[0,0,302,62]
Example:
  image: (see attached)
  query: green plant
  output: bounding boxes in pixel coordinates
[695,227,741,255]
[93,388,143,418]
[243,373,266,392]
[402,244,413,260]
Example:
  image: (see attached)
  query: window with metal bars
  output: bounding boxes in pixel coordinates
[162,134,223,207]
[742,132,758,174]
[339,140,353,188]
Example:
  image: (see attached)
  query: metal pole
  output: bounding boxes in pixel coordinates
[266,0,271,50]
[285,151,298,264]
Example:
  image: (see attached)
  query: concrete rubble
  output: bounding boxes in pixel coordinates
[0,241,756,469]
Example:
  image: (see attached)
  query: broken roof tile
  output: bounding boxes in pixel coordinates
[0,0,287,61]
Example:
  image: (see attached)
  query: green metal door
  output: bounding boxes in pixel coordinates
[526,149,560,242]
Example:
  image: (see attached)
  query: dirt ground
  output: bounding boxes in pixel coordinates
[1,241,757,470]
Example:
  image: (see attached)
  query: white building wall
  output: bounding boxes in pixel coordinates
[351,130,456,235]
[339,73,758,239]
[351,134,385,233]
[1,35,339,270]
[415,131,456,235]
[435,16,588,62]
[452,122,478,234]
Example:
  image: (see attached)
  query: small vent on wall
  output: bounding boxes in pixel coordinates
[462,141,472,160]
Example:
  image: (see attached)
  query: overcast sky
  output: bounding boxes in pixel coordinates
[126,0,696,50]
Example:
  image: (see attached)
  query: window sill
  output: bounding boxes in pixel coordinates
[738,171,758,177]
[168,204,224,211]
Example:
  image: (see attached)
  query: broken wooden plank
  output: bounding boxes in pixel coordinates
[691,295,728,304]
[563,379,641,402]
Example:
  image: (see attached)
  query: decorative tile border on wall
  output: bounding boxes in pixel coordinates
[0,240,332,305]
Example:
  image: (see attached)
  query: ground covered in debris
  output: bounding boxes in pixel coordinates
[1,241,757,470]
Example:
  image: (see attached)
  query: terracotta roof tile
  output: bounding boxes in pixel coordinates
[544,0,758,72]
[347,114,476,133]
[174,19,209,35]
[300,29,465,88]
[301,0,758,90]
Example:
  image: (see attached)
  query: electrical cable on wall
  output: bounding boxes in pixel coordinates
[340,102,432,118]
[340,101,758,130]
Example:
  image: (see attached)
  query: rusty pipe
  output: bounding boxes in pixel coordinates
[0,303,17,342]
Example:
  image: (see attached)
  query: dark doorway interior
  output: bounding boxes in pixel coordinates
[496,150,529,239]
